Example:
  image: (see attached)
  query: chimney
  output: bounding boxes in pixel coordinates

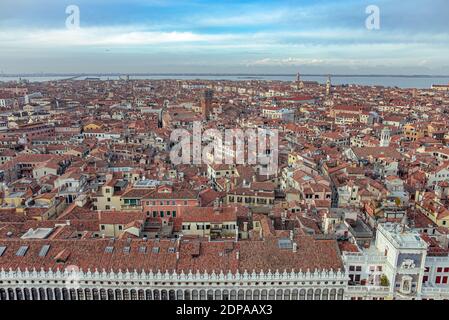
[289,230,294,240]
[293,242,297,253]
[236,251,240,260]
[243,221,248,232]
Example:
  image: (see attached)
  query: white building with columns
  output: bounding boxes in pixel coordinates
[0,236,347,301]
[343,222,449,300]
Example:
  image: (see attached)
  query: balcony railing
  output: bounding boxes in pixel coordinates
[347,285,390,293]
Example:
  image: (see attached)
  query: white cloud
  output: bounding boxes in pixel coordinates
[0,27,238,48]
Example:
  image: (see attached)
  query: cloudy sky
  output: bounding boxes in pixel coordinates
[0,0,448,74]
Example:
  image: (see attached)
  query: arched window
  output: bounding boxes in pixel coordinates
[84,289,92,300]
[230,290,237,300]
[238,290,245,300]
[299,289,306,300]
[153,290,160,300]
[337,289,344,300]
[15,288,23,301]
[22,288,31,300]
[70,289,77,300]
[284,289,291,300]
[314,289,321,301]
[292,289,298,300]
[138,290,145,300]
[123,289,130,300]
[199,290,206,300]
[268,289,275,300]
[307,289,313,300]
[131,289,138,300]
[92,289,100,300]
[245,290,252,300]
[214,290,221,300]
[53,288,62,300]
[276,289,283,300]
[322,289,329,300]
[253,290,260,300]
[8,288,15,300]
[145,289,152,300]
[108,289,115,300]
[0,288,7,301]
[0,289,4,301]
[77,289,84,300]
[62,288,70,300]
[100,289,108,300]
[31,288,39,300]
[330,289,336,300]
[39,288,46,300]
[161,290,168,300]
[261,290,268,300]
[115,289,122,300]
[176,290,183,300]
[207,290,214,300]
[169,290,176,300]
[192,290,198,300]
[184,290,191,301]
[222,290,229,300]
[46,288,54,300]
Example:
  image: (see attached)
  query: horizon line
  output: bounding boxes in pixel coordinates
[1,73,449,79]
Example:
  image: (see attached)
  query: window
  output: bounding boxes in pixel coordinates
[101,225,105,230]
[16,246,29,256]
[423,276,428,283]
[436,276,441,284]
[437,267,443,273]
[38,245,51,257]
[118,225,123,231]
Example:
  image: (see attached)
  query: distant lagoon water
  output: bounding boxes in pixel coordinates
[1,74,449,89]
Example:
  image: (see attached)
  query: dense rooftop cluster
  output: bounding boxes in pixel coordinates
[0,75,449,280]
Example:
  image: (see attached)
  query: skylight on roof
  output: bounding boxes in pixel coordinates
[16,245,29,256]
[0,246,6,257]
[278,239,293,250]
[152,247,160,254]
[105,246,114,253]
[123,246,131,254]
[38,245,51,257]
[138,246,147,254]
